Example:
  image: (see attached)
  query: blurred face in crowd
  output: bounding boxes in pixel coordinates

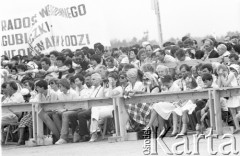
[91,76,101,87]
[50,54,57,63]
[201,68,211,75]
[59,84,68,94]
[157,67,168,78]
[11,69,17,75]
[155,51,164,62]
[6,84,15,96]
[75,78,83,87]
[162,80,173,90]
[108,76,117,87]
[203,40,213,53]
[203,79,212,88]
[143,75,151,86]
[217,44,227,56]
[106,59,114,68]
[224,36,230,43]
[36,85,44,94]
[129,51,136,59]
[49,81,58,91]
[126,74,137,84]
[140,52,147,61]
[90,59,98,67]
[41,61,50,71]
[85,76,92,88]
[104,50,112,58]
[229,57,238,65]
[180,67,190,78]
[230,38,238,45]
[119,74,127,85]
[23,82,31,91]
[191,66,198,78]
[56,60,64,67]
[145,45,153,57]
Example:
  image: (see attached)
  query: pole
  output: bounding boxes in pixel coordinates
[154,0,163,46]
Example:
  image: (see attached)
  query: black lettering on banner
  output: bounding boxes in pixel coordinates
[36,41,45,52]
[14,18,22,29]
[45,37,53,49]
[78,4,86,16]
[2,36,7,46]
[23,17,31,28]
[78,34,85,46]
[55,36,59,46]
[1,20,6,31]
[39,5,49,18]
[7,20,13,30]
[24,33,28,44]
[45,22,50,32]
[38,23,48,34]
[65,35,70,46]
[61,36,64,46]
[70,35,77,46]
[8,35,15,45]
[86,34,90,44]
[15,33,24,45]
[31,14,37,26]
[70,6,77,17]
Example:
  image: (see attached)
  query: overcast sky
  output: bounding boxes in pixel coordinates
[1,0,240,42]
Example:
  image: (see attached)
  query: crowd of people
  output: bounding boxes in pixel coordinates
[1,35,240,146]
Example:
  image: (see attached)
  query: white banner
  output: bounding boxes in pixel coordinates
[1,0,110,58]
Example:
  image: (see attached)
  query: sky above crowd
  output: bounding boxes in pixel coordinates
[1,0,240,42]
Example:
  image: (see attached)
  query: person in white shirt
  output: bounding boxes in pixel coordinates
[2,81,25,125]
[48,78,62,96]
[76,73,105,142]
[217,44,230,57]
[73,74,89,97]
[55,79,80,144]
[155,49,176,64]
[128,48,140,69]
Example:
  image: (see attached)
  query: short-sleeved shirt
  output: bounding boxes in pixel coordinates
[57,89,79,101]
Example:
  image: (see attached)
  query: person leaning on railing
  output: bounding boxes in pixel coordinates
[217,64,240,134]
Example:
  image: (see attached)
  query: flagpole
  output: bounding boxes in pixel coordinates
[154,0,163,47]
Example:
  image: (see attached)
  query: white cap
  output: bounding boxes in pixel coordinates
[27,61,38,69]
[121,57,129,64]
[229,64,240,74]
[20,88,30,96]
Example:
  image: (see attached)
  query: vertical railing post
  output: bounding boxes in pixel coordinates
[36,104,44,145]
[32,103,37,142]
[116,97,128,141]
[113,97,120,137]
[208,89,216,130]
[213,89,223,135]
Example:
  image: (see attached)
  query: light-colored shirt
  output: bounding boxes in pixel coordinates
[31,89,58,102]
[90,85,104,98]
[2,92,25,104]
[163,54,176,63]
[57,89,79,101]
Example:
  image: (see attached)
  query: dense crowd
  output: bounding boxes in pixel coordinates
[1,35,240,145]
